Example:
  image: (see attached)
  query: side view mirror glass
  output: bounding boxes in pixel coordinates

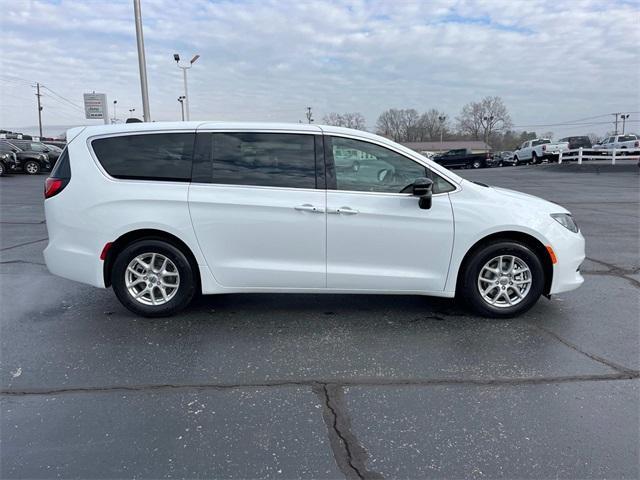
[412,177,433,210]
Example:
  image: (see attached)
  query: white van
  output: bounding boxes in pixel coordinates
[44,122,584,317]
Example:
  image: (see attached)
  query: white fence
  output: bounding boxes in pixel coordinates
[558,148,640,165]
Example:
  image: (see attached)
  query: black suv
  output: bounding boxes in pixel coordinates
[0,140,51,174]
[10,139,61,165]
[0,150,18,176]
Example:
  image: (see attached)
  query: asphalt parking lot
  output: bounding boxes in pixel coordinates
[1,164,639,479]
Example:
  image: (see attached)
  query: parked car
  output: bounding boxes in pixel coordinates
[513,138,569,164]
[593,134,640,154]
[42,140,67,150]
[432,148,491,169]
[490,151,514,167]
[0,140,51,174]
[43,122,585,318]
[10,139,61,165]
[558,136,592,151]
[0,151,19,176]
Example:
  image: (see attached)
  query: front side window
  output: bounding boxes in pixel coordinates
[92,133,195,181]
[209,132,316,189]
[330,136,454,194]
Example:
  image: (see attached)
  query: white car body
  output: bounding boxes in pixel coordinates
[593,134,639,153]
[514,138,569,163]
[43,122,584,312]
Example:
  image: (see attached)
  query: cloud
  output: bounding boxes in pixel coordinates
[0,0,638,137]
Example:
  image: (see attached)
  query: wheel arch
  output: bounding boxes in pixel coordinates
[454,230,553,296]
[103,228,201,290]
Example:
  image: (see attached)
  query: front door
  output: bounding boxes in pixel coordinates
[189,131,326,288]
[325,135,455,293]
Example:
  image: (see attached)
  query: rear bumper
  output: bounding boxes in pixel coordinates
[43,241,106,288]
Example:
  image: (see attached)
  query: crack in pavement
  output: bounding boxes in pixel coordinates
[0,238,48,252]
[313,384,383,480]
[530,323,640,376]
[582,257,640,288]
[0,259,46,266]
[2,373,638,397]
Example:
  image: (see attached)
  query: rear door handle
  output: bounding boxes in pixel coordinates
[294,204,325,213]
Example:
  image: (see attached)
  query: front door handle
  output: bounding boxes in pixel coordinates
[329,206,359,215]
[295,204,325,213]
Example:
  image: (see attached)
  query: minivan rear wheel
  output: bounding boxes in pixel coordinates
[112,239,196,317]
[461,241,544,318]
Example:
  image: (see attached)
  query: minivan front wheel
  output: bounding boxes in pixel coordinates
[461,241,544,318]
[112,239,196,317]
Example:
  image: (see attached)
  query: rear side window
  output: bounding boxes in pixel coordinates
[209,132,316,189]
[92,133,195,181]
[49,147,70,178]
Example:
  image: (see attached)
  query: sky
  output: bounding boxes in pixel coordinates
[0,0,639,138]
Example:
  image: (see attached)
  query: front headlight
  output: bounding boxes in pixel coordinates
[551,213,579,233]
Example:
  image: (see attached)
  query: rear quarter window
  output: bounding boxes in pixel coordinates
[91,133,195,181]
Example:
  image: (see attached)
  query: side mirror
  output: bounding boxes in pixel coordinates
[412,177,433,210]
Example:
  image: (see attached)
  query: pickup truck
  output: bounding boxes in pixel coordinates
[513,138,569,164]
[432,148,491,169]
[593,134,639,154]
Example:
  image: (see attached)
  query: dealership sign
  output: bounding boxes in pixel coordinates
[83,93,108,120]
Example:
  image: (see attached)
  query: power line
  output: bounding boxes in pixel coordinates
[40,85,84,113]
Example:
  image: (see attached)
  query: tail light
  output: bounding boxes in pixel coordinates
[44,146,70,199]
[44,177,68,198]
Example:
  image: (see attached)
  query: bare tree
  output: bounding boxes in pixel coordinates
[376,108,405,141]
[322,112,366,130]
[456,96,513,143]
[418,109,450,141]
[376,108,424,142]
[587,132,601,144]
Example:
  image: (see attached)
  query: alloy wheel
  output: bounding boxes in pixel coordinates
[477,255,532,308]
[125,252,180,306]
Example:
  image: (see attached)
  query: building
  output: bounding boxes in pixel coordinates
[401,140,491,155]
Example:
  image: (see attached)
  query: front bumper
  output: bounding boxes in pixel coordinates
[548,229,585,294]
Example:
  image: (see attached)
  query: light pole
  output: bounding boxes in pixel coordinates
[438,115,446,152]
[483,115,494,150]
[177,96,185,121]
[174,53,199,121]
[621,114,630,134]
[112,100,118,124]
[133,0,151,121]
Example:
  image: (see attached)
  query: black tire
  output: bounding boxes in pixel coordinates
[471,159,483,169]
[512,156,519,166]
[24,160,41,175]
[111,239,196,317]
[460,241,545,318]
[0,162,5,177]
[531,152,538,164]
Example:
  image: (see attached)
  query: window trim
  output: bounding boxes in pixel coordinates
[87,130,197,184]
[323,133,459,197]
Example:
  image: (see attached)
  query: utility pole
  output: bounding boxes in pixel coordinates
[613,112,620,135]
[35,82,43,138]
[112,100,118,124]
[133,0,151,121]
[621,114,630,134]
[306,106,313,124]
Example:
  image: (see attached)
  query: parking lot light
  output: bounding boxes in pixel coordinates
[174,53,199,121]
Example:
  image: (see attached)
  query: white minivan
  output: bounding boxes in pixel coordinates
[44,122,585,318]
